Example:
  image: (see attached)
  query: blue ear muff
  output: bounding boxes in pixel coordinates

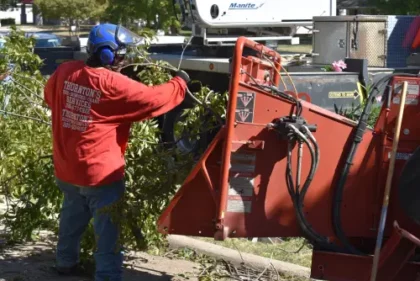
[99,48,115,65]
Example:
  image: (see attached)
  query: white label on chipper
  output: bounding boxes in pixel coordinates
[227,199,252,213]
[393,83,420,105]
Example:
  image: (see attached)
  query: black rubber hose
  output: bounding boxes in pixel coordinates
[287,125,343,252]
[332,73,420,255]
[300,128,320,200]
[286,135,323,243]
[286,141,297,199]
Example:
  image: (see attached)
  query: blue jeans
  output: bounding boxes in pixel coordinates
[56,178,125,281]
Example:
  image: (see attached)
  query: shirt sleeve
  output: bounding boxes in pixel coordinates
[44,70,58,108]
[96,73,188,123]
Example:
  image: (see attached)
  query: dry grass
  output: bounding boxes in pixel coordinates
[171,237,313,281]
[277,44,312,54]
[198,237,313,268]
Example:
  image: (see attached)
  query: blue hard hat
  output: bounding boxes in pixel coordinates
[87,23,142,55]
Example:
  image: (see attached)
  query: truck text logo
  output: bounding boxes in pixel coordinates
[228,3,265,10]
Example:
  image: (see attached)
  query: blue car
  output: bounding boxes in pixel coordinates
[26,32,63,48]
[0,31,63,48]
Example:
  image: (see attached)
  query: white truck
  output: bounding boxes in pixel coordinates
[148,0,335,56]
[142,0,363,153]
[75,1,420,154]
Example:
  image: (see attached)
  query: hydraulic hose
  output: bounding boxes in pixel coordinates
[332,72,420,255]
[287,124,344,252]
[286,127,323,243]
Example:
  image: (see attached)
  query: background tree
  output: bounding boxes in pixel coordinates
[368,0,420,15]
[33,0,182,34]
[0,0,19,11]
[103,0,181,34]
[33,0,108,24]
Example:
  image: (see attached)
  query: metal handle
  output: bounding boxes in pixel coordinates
[217,37,282,234]
[234,36,282,86]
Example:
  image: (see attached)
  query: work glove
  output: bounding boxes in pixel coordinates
[174,70,190,84]
[174,70,201,93]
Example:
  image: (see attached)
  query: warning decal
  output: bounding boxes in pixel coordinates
[235,91,255,123]
[230,151,256,174]
[227,151,256,213]
[393,152,413,160]
[392,81,420,105]
[227,176,254,213]
[328,91,358,99]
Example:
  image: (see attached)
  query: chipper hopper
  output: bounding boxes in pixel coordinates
[157,36,420,281]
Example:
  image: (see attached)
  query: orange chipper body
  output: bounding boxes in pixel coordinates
[157,37,420,281]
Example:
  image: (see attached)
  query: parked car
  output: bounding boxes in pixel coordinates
[26,32,63,48]
[0,32,63,49]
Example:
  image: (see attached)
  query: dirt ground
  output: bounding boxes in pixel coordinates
[0,201,200,281]
[0,238,200,281]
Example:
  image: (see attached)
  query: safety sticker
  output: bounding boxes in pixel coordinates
[230,151,256,173]
[392,82,420,105]
[393,152,413,160]
[227,199,252,213]
[228,176,254,197]
[236,91,255,123]
[328,91,358,99]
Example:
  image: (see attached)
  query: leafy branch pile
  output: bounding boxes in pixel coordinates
[0,27,227,263]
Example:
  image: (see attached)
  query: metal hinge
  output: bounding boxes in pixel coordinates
[378,54,387,60]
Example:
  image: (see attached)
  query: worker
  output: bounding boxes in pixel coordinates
[43,23,191,281]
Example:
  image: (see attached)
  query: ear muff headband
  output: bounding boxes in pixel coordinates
[99,48,115,66]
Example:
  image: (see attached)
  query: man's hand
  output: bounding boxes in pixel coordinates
[174,70,202,93]
[174,70,190,84]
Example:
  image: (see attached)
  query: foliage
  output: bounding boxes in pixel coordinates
[321,60,347,72]
[368,0,420,15]
[0,0,19,11]
[333,82,381,128]
[0,26,227,267]
[103,0,181,33]
[35,0,182,34]
[34,0,108,21]
[0,26,56,242]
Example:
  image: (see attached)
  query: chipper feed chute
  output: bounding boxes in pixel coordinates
[157,36,420,281]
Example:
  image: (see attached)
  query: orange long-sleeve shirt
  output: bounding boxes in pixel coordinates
[44,60,187,187]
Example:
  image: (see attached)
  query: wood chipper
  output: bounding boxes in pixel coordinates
[157,36,420,281]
